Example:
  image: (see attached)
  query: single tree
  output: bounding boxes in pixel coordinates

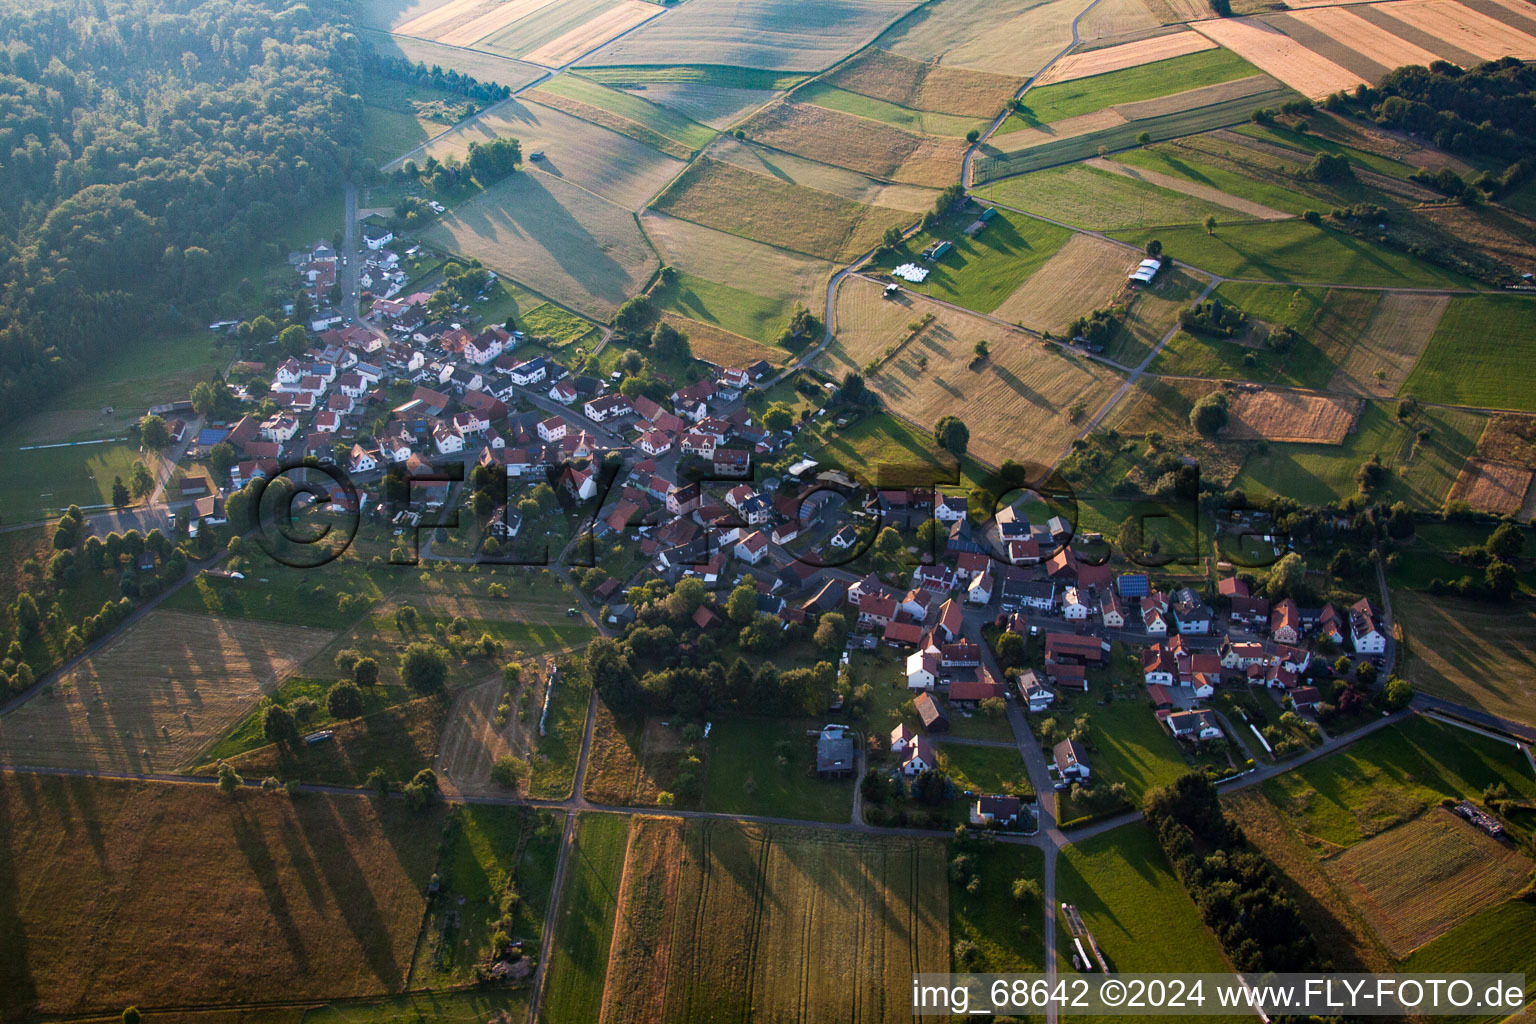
[400,642,449,694]
[1203,214,1218,235]
[327,680,365,719]
[973,340,989,361]
[262,703,299,747]
[934,415,969,456]
[762,402,794,433]
[138,414,172,451]
[217,762,242,795]
[129,460,155,499]
[111,476,130,508]
[353,656,379,686]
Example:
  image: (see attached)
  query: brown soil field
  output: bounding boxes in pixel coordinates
[397,0,556,45]
[1449,458,1534,515]
[1286,6,1445,69]
[1386,0,1536,59]
[1191,16,1366,97]
[436,677,535,799]
[1327,810,1533,958]
[1416,202,1536,278]
[1077,0,1168,43]
[650,155,910,261]
[0,610,333,773]
[1226,387,1363,444]
[0,772,440,1019]
[1223,789,1393,971]
[991,234,1134,333]
[1326,292,1448,396]
[664,313,791,367]
[599,817,950,1024]
[640,210,837,306]
[826,276,1124,467]
[524,89,694,160]
[825,48,1026,116]
[740,100,967,186]
[581,711,685,807]
[523,0,661,66]
[877,0,1082,76]
[703,135,941,211]
[1476,413,1536,469]
[1091,155,1289,219]
[1036,31,1216,85]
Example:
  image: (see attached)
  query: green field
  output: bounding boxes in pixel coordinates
[1263,715,1536,850]
[203,678,419,762]
[411,805,562,986]
[812,413,988,493]
[976,163,1231,231]
[1396,590,1536,729]
[541,813,628,1024]
[701,717,853,822]
[538,73,718,150]
[1233,122,1423,182]
[940,742,1032,797]
[868,206,1073,313]
[1230,401,1482,508]
[520,301,596,343]
[1112,146,1319,216]
[0,440,146,522]
[1059,691,1205,805]
[1404,899,1536,985]
[1056,823,1235,974]
[1402,295,1536,411]
[973,85,1295,179]
[1005,48,1261,127]
[652,269,793,344]
[360,74,478,167]
[1113,220,1474,288]
[796,80,987,138]
[950,841,1047,972]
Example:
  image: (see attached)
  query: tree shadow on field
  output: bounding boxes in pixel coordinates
[298,797,406,988]
[230,804,312,968]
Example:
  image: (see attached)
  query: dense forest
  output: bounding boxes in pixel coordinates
[0,0,363,424]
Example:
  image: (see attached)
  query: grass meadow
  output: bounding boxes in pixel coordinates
[1005,48,1261,127]
[976,163,1230,231]
[1397,591,1536,728]
[700,717,853,822]
[1403,295,1536,412]
[540,812,629,1024]
[797,80,988,138]
[949,841,1047,973]
[652,269,793,345]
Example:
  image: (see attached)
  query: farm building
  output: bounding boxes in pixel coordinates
[914,692,949,733]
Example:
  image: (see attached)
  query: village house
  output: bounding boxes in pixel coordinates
[734,530,770,565]
[905,647,939,690]
[1166,709,1222,741]
[1017,669,1055,712]
[1271,598,1302,644]
[1349,598,1387,654]
[1053,738,1090,780]
[970,794,1024,828]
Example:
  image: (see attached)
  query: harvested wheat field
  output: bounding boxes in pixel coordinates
[1285,6,1445,69]
[579,0,920,72]
[600,817,950,1024]
[1327,292,1449,396]
[1226,387,1363,444]
[1327,810,1532,958]
[523,0,660,66]
[740,101,967,186]
[1036,31,1216,85]
[641,211,835,306]
[0,610,333,773]
[1144,0,1219,23]
[424,172,657,318]
[826,276,1123,466]
[396,0,553,44]
[991,234,1133,333]
[1477,413,1536,469]
[1449,458,1534,515]
[0,772,441,1020]
[878,0,1081,76]
[650,156,909,262]
[665,314,790,367]
[703,135,941,212]
[1191,16,1365,97]
[1077,0,1166,42]
[1385,0,1536,59]
[825,48,1026,116]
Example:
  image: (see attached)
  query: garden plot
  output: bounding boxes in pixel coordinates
[1035,31,1216,85]
[1191,15,1365,97]
[824,48,1027,116]
[877,0,1083,77]
[0,610,334,773]
[577,0,920,72]
[739,100,967,186]
[393,97,684,210]
[600,817,950,1024]
[1449,458,1533,516]
[422,172,658,319]
[990,234,1133,334]
[437,676,539,799]
[649,156,909,262]
[826,276,1123,467]
[1326,292,1448,396]
[1327,810,1533,958]
[1226,387,1362,444]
